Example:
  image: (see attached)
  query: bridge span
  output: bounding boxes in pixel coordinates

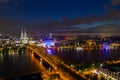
[26,44,86,80]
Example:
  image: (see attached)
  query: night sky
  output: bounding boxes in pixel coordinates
[0,0,120,35]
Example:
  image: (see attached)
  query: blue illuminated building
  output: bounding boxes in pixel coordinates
[40,33,58,48]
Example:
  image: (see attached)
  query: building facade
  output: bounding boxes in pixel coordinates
[20,29,29,44]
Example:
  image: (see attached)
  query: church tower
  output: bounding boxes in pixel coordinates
[20,29,29,44]
[20,29,24,39]
[24,29,27,39]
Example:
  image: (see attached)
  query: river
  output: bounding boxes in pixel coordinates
[0,50,41,78]
[47,47,120,64]
[0,46,120,78]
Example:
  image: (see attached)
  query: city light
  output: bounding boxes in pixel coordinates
[76,47,83,51]
[0,0,120,80]
[46,48,53,54]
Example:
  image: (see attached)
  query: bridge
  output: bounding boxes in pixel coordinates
[26,44,87,80]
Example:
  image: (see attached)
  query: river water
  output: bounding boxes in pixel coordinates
[50,47,120,64]
[0,51,41,78]
[0,47,120,78]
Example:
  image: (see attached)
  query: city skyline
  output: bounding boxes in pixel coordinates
[0,0,120,35]
[0,1,120,79]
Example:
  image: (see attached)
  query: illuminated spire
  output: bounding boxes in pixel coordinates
[24,29,27,39]
[20,29,24,39]
[50,33,52,38]
[40,38,43,42]
[20,28,29,44]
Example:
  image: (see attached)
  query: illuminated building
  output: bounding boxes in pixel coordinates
[20,29,29,44]
[99,65,120,80]
[40,40,57,48]
[49,33,52,39]
[37,34,57,48]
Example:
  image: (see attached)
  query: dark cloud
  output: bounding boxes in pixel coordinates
[0,0,24,10]
[102,0,120,10]
[57,10,120,25]
[39,10,120,31]
[0,19,24,35]
[27,10,120,34]
[81,24,120,33]
[0,0,24,3]
[0,5,11,10]
[0,9,120,35]
[93,10,120,23]
[0,0,25,15]
[0,0,9,3]
[111,0,120,6]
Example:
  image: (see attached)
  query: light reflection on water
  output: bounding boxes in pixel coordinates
[46,48,53,54]
[0,50,41,78]
[0,47,119,78]
[52,47,120,64]
[103,47,110,58]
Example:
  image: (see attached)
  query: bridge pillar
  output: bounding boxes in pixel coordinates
[26,48,31,54]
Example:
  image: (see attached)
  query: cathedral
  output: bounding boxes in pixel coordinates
[20,29,29,44]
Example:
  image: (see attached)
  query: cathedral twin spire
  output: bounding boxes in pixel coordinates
[20,29,29,44]
[20,29,27,39]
